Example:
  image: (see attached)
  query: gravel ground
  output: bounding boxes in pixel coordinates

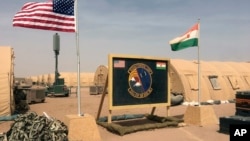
[0,88,234,141]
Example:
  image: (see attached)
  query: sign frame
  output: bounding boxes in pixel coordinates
[108,54,171,110]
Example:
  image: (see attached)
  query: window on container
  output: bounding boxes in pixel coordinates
[185,74,198,90]
[227,76,240,90]
[243,76,250,87]
[208,75,221,90]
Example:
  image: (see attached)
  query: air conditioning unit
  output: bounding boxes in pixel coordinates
[25,86,46,103]
[89,85,106,95]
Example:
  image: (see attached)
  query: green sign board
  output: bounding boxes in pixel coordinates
[108,54,170,110]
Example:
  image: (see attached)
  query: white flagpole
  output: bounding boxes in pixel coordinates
[74,0,82,116]
[197,19,201,106]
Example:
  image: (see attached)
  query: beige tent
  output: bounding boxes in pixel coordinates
[170,59,250,102]
[81,72,95,87]
[25,58,250,103]
[29,72,95,87]
[47,73,54,86]
[0,46,15,117]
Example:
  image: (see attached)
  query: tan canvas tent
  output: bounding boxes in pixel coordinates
[26,58,250,103]
[29,72,95,87]
[0,46,15,117]
[170,59,250,102]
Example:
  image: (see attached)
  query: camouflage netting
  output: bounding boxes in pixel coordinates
[97,114,184,136]
[1,112,68,141]
[13,88,30,114]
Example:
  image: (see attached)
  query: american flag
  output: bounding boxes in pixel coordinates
[13,0,75,32]
[114,60,125,68]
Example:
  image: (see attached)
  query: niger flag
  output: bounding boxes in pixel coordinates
[169,23,199,51]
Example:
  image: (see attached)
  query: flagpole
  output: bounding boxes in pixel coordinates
[75,0,82,116]
[197,19,201,106]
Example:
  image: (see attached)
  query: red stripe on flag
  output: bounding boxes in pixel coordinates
[114,60,125,68]
[12,1,75,32]
[183,23,199,35]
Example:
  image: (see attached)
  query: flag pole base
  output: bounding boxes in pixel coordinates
[184,105,218,126]
[65,114,101,141]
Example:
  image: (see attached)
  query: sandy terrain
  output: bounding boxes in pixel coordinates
[0,88,234,141]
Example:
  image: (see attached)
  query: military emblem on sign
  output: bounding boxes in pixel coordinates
[128,63,153,98]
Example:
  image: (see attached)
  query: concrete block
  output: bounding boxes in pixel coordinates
[184,105,218,126]
[65,114,101,141]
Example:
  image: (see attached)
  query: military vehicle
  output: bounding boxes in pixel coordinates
[14,78,46,104]
[45,33,70,97]
[45,78,69,97]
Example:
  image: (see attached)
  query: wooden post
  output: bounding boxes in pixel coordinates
[151,107,156,115]
[108,110,112,123]
[166,106,170,117]
[96,76,108,120]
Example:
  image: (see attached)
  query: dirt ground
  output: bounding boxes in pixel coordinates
[0,88,234,141]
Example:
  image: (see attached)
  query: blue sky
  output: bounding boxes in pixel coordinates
[1,0,250,77]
